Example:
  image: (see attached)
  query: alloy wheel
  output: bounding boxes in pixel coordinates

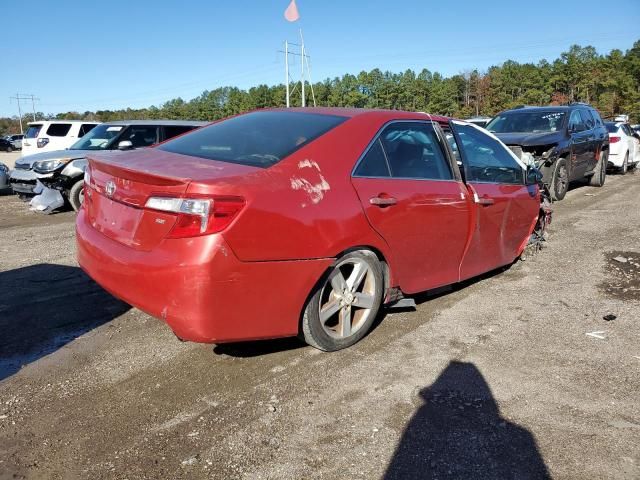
[318,257,377,339]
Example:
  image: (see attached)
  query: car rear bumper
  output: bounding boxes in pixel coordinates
[76,209,333,343]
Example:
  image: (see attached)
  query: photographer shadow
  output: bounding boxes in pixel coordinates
[384,361,551,480]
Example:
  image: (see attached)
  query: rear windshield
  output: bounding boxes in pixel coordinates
[605,123,619,133]
[158,111,348,168]
[25,124,43,138]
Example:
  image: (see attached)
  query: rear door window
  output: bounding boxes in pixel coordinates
[158,111,348,168]
[46,123,72,137]
[450,123,524,184]
[120,126,160,148]
[580,110,595,129]
[163,125,198,141]
[79,124,98,137]
[379,122,452,180]
[568,111,585,131]
[25,124,43,138]
[354,139,391,177]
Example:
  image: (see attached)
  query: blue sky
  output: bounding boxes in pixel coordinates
[1,0,638,117]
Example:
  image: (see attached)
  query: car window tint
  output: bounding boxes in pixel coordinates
[121,126,159,148]
[159,111,348,168]
[46,123,72,137]
[354,138,390,177]
[379,122,452,180]
[164,125,197,141]
[622,124,633,136]
[454,124,523,184]
[25,124,42,138]
[591,110,603,126]
[568,111,584,131]
[580,110,594,129]
[605,123,619,133]
[79,124,97,137]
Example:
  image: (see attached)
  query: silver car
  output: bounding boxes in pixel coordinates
[0,163,10,193]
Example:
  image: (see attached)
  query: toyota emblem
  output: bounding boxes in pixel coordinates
[105,180,116,198]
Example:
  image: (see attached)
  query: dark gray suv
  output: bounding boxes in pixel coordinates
[487,104,610,200]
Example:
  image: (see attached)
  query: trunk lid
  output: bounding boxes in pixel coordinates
[86,148,258,250]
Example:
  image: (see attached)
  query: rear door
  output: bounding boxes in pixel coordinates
[351,121,470,294]
[449,122,538,281]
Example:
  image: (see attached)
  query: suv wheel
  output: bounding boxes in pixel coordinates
[589,150,607,187]
[6,145,12,153]
[551,158,569,201]
[68,181,84,212]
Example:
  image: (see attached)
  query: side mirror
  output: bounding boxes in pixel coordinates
[526,166,543,185]
[117,140,133,150]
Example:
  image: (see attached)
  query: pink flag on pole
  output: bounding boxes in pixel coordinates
[284,0,300,22]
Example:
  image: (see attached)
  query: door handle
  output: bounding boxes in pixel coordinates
[473,193,494,206]
[370,196,397,206]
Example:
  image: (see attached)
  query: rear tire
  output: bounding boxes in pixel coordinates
[68,181,84,212]
[550,158,569,201]
[589,150,607,187]
[301,251,383,351]
[6,145,12,153]
[620,152,629,175]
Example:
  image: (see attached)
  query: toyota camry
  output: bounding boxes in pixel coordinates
[77,108,549,351]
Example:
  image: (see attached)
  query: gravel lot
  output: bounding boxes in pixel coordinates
[0,171,639,479]
[0,151,22,169]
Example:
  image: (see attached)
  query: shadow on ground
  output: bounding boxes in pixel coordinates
[0,264,130,381]
[384,361,550,480]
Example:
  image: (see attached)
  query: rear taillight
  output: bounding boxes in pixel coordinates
[609,136,621,143]
[37,138,49,148]
[145,196,245,238]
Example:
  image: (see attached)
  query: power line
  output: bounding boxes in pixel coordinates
[8,94,40,134]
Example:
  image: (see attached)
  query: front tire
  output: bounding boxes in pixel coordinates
[68,181,84,212]
[550,158,569,201]
[302,251,384,351]
[589,150,607,187]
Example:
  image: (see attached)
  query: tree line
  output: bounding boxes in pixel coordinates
[2,41,639,136]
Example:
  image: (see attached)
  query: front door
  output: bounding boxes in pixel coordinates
[449,122,540,281]
[351,121,470,294]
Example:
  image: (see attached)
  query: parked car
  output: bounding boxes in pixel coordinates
[0,137,14,152]
[5,134,24,149]
[0,163,10,192]
[21,120,100,156]
[77,108,550,352]
[11,120,206,209]
[465,116,493,128]
[605,121,640,174]
[486,104,609,201]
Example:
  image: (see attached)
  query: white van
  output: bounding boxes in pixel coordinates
[22,121,100,155]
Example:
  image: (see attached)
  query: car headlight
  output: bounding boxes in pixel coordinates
[33,158,72,173]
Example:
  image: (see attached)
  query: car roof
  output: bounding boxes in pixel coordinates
[101,120,208,127]
[27,120,100,125]
[264,107,451,124]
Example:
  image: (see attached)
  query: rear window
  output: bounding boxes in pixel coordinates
[25,124,43,138]
[605,123,619,133]
[46,123,72,137]
[163,125,198,141]
[158,111,348,168]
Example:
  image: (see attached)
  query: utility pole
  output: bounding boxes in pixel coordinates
[285,41,290,108]
[9,93,40,133]
[279,31,316,108]
[300,30,305,107]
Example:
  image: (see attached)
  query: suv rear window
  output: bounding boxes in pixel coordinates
[158,111,348,168]
[46,123,72,137]
[25,124,42,138]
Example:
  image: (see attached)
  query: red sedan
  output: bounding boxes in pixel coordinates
[77,108,547,351]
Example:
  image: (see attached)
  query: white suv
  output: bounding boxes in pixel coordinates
[22,121,100,155]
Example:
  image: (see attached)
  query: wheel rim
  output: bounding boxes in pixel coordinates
[556,164,568,196]
[319,258,377,339]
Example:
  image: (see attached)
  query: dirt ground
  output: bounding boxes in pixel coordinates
[0,170,639,480]
[0,151,22,169]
